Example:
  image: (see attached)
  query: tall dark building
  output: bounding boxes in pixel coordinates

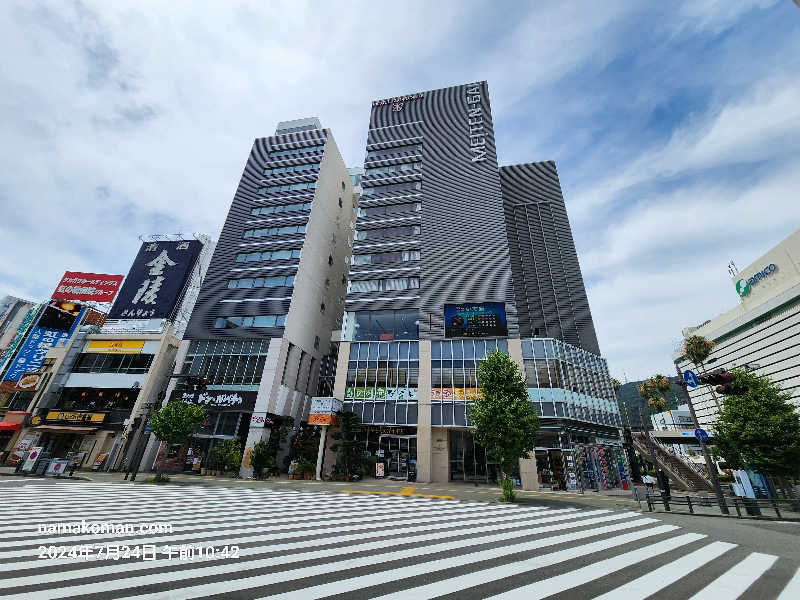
[501,161,600,355]
[178,118,357,476]
[331,83,622,491]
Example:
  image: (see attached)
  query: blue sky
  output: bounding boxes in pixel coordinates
[1,0,799,381]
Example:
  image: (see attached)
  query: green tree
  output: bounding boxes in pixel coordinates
[330,410,363,479]
[148,401,207,482]
[713,369,800,481]
[470,350,539,502]
[250,439,271,480]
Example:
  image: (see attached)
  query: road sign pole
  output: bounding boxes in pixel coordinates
[676,365,729,514]
[315,425,328,481]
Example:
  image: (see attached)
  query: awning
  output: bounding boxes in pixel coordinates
[0,422,22,431]
[32,425,98,434]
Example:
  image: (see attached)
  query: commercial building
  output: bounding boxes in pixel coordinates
[168,118,356,476]
[331,82,622,490]
[3,236,212,472]
[676,229,800,427]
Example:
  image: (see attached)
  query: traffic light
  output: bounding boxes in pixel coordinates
[698,369,749,395]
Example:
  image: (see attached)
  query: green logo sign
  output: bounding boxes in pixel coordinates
[736,279,751,297]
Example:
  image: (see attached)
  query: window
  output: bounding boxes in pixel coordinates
[350,250,421,265]
[348,277,419,293]
[267,144,325,159]
[227,275,295,289]
[275,124,318,134]
[262,163,319,176]
[235,249,301,262]
[182,338,271,387]
[74,353,155,374]
[257,182,317,194]
[364,162,422,177]
[243,224,307,238]
[362,182,421,196]
[358,202,421,218]
[346,310,419,341]
[365,143,423,159]
[250,202,311,216]
[213,315,287,329]
[355,225,420,240]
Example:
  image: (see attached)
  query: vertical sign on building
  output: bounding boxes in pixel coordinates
[109,240,202,320]
[2,300,86,382]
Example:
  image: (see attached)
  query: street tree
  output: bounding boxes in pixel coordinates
[713,369,800,486]
[148,400,207,482]
[471,350,539,502]
[682,335,720,409]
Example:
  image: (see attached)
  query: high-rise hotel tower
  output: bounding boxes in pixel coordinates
[332,83,622,489]
[173,118,357,476]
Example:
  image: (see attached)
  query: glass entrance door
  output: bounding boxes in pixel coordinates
[378,435,416,480]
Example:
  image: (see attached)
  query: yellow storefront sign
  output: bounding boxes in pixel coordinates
[86,340,145,354]
[45,411,106,423]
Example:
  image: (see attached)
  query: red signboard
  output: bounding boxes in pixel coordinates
[52,272,124,302]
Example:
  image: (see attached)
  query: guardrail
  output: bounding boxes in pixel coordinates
[645,493,800,520]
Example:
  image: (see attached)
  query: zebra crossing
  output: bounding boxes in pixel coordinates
[0,481,797,599]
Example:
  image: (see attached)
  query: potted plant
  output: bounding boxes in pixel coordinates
[250,439,270,480]
[296,457,315,480]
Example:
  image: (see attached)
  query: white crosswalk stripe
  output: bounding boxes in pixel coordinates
[0,481,795,600]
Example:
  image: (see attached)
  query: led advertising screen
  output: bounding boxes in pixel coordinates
[109,240,202,320]
[444,302,508,338]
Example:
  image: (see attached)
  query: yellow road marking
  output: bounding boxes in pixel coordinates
[342,486,454,500]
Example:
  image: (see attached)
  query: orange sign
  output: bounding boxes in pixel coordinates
[308,414,335,426]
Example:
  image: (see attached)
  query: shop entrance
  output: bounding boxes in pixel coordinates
[378,435,416,480]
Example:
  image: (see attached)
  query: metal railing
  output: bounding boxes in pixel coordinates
[646,493,800,520]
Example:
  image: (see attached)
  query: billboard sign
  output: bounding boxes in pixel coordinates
[52,272,124,302]
[86,340,145,354]
[444,302,508,338]
[2,300,85,382]
[109,240,202,320]
[15,372,44,391]
[172,389,257,413]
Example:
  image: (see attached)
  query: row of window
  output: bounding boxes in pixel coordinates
[58,388,138,412]
[344,310,420,341]
[355,225,420,241]
[362,182,421,196]
[257,182,317,194]
[235,249,302,263]
[268,144,325,158]
[358,202,421,218]
[365,143,422,159]
[187,339,272,356]
[250,202,311,216]
[275,124,318,134]
[364,162,422,177]
[213,314,287,329]
[263,163,319,176]
[73,353,155,374]
[349,277,420,293]
[243,224,307,238]
[352,250,420,265]
[227,275,295,289]
[182,351,268,386]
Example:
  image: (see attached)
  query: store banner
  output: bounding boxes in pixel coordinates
[109,240,202,320]
[172,389,257,413]
[2,300,85,382]
[52,272,124,302]
[86,340,145,354]
[15,371,44,391]
[44,411,106,424]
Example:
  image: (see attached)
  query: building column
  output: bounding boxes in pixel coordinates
[430,427,449,483]
[415,340,433,483]
[508,338,539,491]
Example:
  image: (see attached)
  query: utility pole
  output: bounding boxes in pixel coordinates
[675,364,729,514]
[124,390,164,482]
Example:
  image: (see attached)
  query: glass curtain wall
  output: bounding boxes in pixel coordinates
[181,339,271,390]
[521,338,620,427]
[431,339,508,427]
[343,341,419,425]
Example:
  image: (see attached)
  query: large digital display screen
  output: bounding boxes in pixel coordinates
[444,302,508,338]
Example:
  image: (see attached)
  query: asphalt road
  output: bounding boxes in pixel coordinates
[0,478,798,599]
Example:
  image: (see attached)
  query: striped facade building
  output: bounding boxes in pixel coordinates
[331,82,621,490]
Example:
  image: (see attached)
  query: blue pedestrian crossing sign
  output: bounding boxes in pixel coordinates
[683,370,700,388]
[695,428,709,443]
